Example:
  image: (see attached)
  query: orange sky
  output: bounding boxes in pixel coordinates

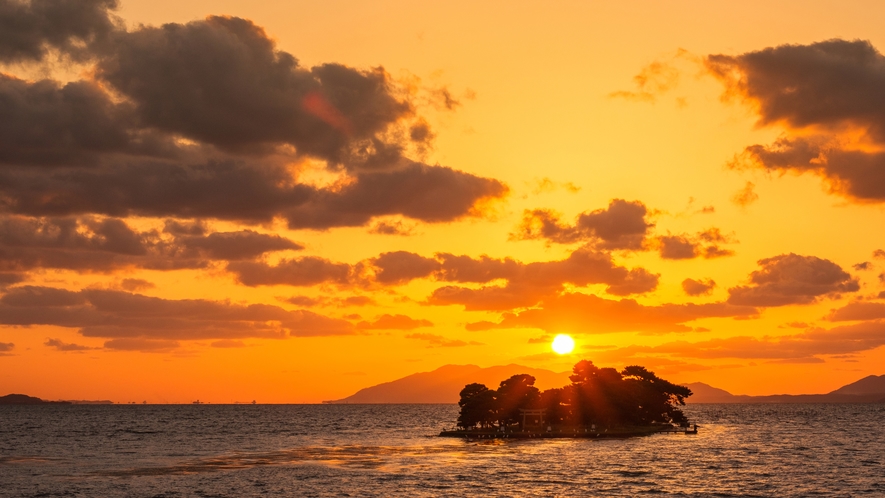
[3,0,885,403]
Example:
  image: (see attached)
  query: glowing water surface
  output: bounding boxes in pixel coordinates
[1,403,882,496]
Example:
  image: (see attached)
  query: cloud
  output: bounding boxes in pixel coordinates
[426,247,659,310]
[727,253,859,307]
[826,301,885,321]
[682,278,716,296]
[371,251,440,284]
[94,16,419,166]
[356,314,433,330]
[227,257,352,287]
[0,11,508,232]
[732,181,759,207]
[404,332,482,347]
[0,341,13,352]
[708,40,885,202]
[609,60,681,103]
[511,199,653,250]
[656,228,736,260]
[0,215,302,273]
[103,338,179,352]
[853,262,872,271]
[466,292,757,334]
[368,220,415,236]
[119,278,154,292]
[0,75,182,166]
[0,0,119,63]
[0,286,355,349]
[44,337,94,351]
[0,161,507,229]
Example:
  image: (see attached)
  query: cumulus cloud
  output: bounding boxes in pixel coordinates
[727,253,859,307]
[511,199,653,250]
[0,286,355,350]
[466,292,758,334]
[0,9,508,232]
[0,0,119,63]
[356,314,433,330]
[682,278,716,296]
[709,40,885,202]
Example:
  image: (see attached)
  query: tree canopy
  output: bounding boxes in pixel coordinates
[455,360,692,430]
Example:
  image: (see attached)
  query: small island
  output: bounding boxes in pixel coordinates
[440,360,696,439]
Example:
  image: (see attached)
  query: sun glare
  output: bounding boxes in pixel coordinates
[551,334,575,355]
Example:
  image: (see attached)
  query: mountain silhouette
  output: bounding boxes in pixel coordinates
[327,367,885,404]
[324,364,572,404]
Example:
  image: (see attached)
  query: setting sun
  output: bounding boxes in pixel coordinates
[551,335,576,355]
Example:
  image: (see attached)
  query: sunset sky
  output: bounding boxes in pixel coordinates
[3,0,885,403]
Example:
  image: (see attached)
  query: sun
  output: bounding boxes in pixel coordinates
[551,334,575,355]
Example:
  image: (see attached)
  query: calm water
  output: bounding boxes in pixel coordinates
[1,403,883,497]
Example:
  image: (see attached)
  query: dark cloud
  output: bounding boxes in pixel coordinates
[0,286,355,346]
[682,278,716,296]
[404,332,482,348]
[95,16,420,167]
[371,251,440,284]
[0,76,183,167]
[119,278,154,292]
[709,40,885,202]
[356,314,432,330]
[826,301,885,321]
[44,337,94,351]
[228,257,352,287]
[658,235,698,259]
[0,160,507,229]
[283,163,508,229]
[466,292,758,334]
[707,40,885,134]
[511,199,652,250]
[367,219,415,236]
[0,0,118,63]
[0,215,300,273]
[0,341,13,352]
[0,271,24,287]
[103,338,178,352]
[175,230,301,260]
[853,262,871,271]
[727,253,859,307]
[874,249,885,259]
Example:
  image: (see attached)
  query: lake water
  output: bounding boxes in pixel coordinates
[1,403,883,497]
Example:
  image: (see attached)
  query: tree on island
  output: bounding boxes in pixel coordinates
[456,360,692,431]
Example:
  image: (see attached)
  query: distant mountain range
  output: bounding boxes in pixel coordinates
[325,366,885,404]
[325,364,571,404]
